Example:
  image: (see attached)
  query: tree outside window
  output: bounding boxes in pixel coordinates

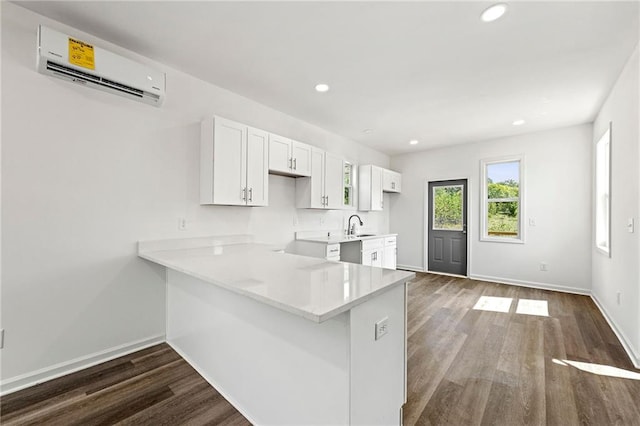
[481,157,524,242]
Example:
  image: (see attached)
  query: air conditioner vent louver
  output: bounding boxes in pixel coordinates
[46,61,146,98]
[37,25,165,106]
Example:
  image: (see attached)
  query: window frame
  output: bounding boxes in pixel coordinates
[480,155,525,244]
[343,161,356,209]
[595,123,611,257]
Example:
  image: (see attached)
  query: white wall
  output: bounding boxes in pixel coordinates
[592,44,640,367]
[0,3,390,388]
[390,124,593,293]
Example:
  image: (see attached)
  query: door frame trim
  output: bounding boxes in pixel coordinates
[424,176,472,277]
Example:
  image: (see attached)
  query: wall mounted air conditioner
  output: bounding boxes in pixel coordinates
[36,25,165,107]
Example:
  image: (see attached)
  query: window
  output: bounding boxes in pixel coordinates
[595,124,611,256]
[343,162,355,208]
[481,156,524,242]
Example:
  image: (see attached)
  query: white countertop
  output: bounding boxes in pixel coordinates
[138,236,414,323]
[296,233,398,244]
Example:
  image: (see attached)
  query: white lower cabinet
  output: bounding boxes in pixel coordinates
[341,236,396,269]
[361,238,384,267]
[382,236,397,270]
[291,241,341,261]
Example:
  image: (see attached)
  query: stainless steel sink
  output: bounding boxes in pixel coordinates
[356,234,376,237]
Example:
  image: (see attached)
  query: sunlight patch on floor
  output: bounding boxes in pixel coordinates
[515,299,549,317]
[473,296,513,313]
[553,359,640,380]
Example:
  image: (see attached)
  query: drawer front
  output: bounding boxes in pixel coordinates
[361,238,384,251]
[326,244,341,257]
[384,236,397,246]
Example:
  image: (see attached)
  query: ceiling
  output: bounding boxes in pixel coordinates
[14,1,640,155]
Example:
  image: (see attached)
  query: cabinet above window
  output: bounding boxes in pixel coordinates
[268,133,312,177]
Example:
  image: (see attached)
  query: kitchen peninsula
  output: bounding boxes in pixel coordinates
[138,236,415,425]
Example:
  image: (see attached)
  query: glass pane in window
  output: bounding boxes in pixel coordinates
[433,185,463,231]
[487,201,519,237]
[487,161,519,199]
[344,187,351,206]
[344,163,352,185]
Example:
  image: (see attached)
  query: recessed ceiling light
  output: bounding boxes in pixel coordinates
[315,83,330,93]
[512,119,526,126]
[409,139,419,145]
[363,129,373,134]
[481,3,507,22]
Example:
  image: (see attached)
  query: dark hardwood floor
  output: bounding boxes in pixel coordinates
[2,272,639,425]
[0,343,251,425]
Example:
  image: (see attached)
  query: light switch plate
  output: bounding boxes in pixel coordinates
[375,317,389,340]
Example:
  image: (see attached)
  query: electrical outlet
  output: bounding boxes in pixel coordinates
[617,292,621,305]
[1,329,4,349]
[529,218,536,227]
[539,262,548,272]
[375,317,389,341]
[178,217,187,231]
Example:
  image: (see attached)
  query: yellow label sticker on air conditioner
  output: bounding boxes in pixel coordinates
[68,37,95,70]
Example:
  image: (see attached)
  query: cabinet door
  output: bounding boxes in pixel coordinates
[324,152,344,209]
[212,117,247,205]
[291,141,312,177]
[383,169,401,193]
[370,166,384,210]
[383,245,397,270]
[309,148,325,208]
[362,249,374,266]
[246,126,269,206]
[268,133,292,174]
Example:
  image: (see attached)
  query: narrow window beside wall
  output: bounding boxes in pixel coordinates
[480,156,524,242]
[595,124,611,256]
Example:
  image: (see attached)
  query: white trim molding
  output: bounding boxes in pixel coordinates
[479,155,525,244]
[591,294,640,369]
[0,334,165,395]
[469,274,591,296]
[396,264,425,273]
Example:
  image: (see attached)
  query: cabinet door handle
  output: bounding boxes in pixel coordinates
[249,188,253,202]
[293,158,297,170]
[381,199,384,209]
[288,158,292,169]
[242,187,247,201]
[392,182,395,189]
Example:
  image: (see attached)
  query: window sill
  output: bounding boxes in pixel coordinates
[480,236,524,244]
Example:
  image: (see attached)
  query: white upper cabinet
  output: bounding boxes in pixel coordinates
[359,165,384,211]
[268,133,312,177]
[382,169,402,193]
[296,148,345,209]
[324,151,344,209]
[245,126,269,206]
[200,116,268,206]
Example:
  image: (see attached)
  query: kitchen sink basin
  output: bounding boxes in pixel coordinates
[356,234,376,237]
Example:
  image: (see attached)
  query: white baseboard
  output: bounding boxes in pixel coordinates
[590,294,640,369]
[166,341,258,425]
[0,334,165,395]
[469,274,591,296]
[397,264,425,273]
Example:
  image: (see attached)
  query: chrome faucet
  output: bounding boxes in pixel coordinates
[348,214,364,235]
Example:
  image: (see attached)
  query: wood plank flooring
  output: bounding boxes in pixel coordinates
[404,273,640,425]
[0,343,251,425]
[2,272,639,425]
